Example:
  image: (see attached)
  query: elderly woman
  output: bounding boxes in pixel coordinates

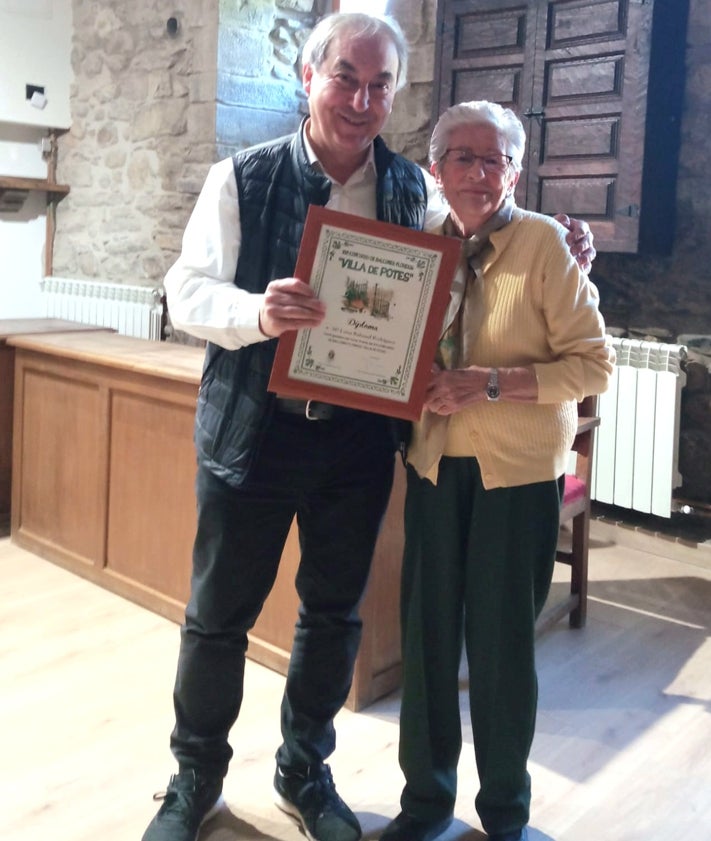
[380,101,615,841]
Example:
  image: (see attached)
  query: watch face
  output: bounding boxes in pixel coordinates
[486,369,500,401]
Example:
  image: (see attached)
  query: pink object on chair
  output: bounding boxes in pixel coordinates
[563,474,587,506]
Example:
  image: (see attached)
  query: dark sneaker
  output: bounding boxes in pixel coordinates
[379,811,453,841]
[141,768,224,841]
[273,763,361,841]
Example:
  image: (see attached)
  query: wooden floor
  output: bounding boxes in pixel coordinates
[3,519,711,841]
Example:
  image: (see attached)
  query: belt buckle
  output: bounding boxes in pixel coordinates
[305,399,319,421]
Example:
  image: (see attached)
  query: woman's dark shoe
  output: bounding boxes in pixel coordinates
[489,827,528,841]
[379,811,453,841]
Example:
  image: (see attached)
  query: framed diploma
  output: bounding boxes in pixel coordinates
[268,206,462,421]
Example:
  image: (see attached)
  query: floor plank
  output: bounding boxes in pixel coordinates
[2,524,711,841]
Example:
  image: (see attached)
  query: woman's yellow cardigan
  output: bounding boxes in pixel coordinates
[408,208,616,489]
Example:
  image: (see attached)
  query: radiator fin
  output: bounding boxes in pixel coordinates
[591,338,687,518]
[41,277,164,341]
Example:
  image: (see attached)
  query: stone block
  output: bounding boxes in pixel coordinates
[77,250,99,277]
[177,168,216,196]
[93,6,124,39]
[185,102,218,143]
[190,27,220,74]
[271,24,300,69]
[81,51,104,78]
[219,27,273,78]
[387,83,433,139]
[118,75,150,102]
[216,104,301,150]
[131,101,189,141]
[97,122,119,147]
[219,5,274,33]
[276,0,316,14]
[183,142,219,164]
[189,71,218,103]
[679,429,711,503]
[104,149,127,169]
[103,31,135,72]
[406,44,435,84]
[217,75,299,112]
[128,152,160,190]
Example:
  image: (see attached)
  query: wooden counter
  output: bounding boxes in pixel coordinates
[9,332,404,710]
[0,319,114,528]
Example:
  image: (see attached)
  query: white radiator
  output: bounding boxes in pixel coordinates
[41,277,165,341]
[591,338,687,518]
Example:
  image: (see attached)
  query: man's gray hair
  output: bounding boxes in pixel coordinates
[429,101,527,171]
[301,12,409,91]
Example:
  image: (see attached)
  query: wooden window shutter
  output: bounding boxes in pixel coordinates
[432,0,688,254]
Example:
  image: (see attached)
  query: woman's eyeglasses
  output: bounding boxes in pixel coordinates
[442,148,513,174]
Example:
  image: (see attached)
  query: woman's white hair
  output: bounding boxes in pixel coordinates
[429,101,526,171]
[301,12,409,91]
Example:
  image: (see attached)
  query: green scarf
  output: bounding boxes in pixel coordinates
[436,195,515,370]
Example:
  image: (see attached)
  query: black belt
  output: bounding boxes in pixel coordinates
[275,398,354,421]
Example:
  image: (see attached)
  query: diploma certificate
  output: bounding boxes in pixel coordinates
[268,206,462,421]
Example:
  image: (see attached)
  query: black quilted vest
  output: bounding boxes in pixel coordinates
[194,121,428,486]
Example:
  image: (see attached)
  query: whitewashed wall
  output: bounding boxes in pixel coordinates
[0,0,72,318]
[0,124,55,317]
[0,0,72,129]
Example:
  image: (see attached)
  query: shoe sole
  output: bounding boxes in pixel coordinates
[201,794,226,827]
[273,791,320,841]
[274,790,364,841]
[142,794,225,841]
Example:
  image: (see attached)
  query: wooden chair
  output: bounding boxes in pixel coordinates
[536,395,600,634]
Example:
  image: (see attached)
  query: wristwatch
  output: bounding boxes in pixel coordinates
[485,368,501,402]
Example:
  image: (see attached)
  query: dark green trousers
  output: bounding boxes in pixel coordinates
[398,457,563,836]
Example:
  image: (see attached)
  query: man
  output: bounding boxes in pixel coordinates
[142,12,595,841]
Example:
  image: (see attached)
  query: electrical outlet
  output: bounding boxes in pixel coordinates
[25,83,45,100]
[26,84,47,109]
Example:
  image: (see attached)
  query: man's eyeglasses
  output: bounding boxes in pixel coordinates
[442,148,513,174]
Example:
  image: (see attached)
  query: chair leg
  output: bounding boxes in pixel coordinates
[569,509,590,628]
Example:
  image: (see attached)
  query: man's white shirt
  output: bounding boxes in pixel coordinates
[164,132,448,350]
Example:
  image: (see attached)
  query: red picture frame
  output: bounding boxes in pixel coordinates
[268,206,462,421]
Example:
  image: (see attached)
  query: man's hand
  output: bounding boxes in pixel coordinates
[259,278,326,338]
[554,214,596,274]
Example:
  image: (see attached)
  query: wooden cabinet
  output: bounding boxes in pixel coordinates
[9,332,404,710]
[0,319,113,530]
[432,0,688,253]
[0,341,13,527]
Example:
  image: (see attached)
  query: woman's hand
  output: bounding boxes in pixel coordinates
[424,365,489,415]
[424,364,539,415]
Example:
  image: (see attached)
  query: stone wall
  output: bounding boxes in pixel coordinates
[55,0,220,281]
[380,0,439,165]
[54,0,324,281]
[216,0,327,156]
[679,341,711,505]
